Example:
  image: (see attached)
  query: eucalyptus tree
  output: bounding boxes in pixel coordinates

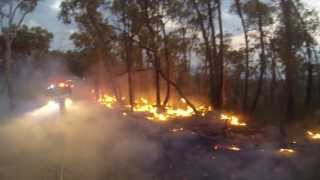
[242,0,273,114]
[231,0,250,111]
[272,0,319,129]
[215,0,224,109]
[290,0,320,108]
[130,0,199,112]
[0,0,39,111]
[112,0,142,110]
[178,0,225,109]
[60,0,119,99]
[278,0,295,136]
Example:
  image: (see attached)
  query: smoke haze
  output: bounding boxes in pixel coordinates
[0,101,319,180]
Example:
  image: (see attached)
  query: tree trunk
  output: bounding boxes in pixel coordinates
[305,41,313,108]
[125,37,134,111]
[86,11,120,100]
[207,0,218,73]
[154,53,161,109]
[250,13,266,114]
[280,0,295,137]
[192,0,215,106]
[5,37,15,111]
[216,0,224,109]
[270,48,277,105]
[95,48,102,99]
[161,23,171,107]
[291,0,314,109]
[141,1,162,109]
[234,0,250,111]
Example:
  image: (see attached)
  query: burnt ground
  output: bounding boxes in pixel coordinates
[0,101,320,180]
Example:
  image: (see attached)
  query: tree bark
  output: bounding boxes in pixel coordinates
[305,59,313,107]
[216,0,224,109]
[154,53,162,109]
[234,0,250,111]
[192,0,215,107]
[303,27,313,108]
[270,42,277,105]
[125,36,134,111]
[95,48,103,99]
[161,23,171,107]
[4,37,15,111]
[290,0,314,109]
[280,0,295,137]
[141,0,162,109]
[250,12,266,114]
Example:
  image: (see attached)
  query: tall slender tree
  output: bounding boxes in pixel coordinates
[242,0,273,114]
[280,0,295,136]
[232,0,250,112]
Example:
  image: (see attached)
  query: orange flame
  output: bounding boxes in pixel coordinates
[171,127,184,133]
[278,148,295,156]
[98,94,212,121]
[58,82,65,88]
[307,131,320,140]
[221,114,247,127]
[227,145,241,151]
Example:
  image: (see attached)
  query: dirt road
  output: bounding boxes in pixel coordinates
[0,101,319,180]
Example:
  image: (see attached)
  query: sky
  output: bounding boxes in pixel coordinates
[25,0,76,50]
[24,0,320,51]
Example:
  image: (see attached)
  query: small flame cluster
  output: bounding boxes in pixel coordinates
[306,131,320,140]
[131,98,211,121]
[220,114,247,127]
[170,127,184,133]
[213,144,241,152]
[98,95,117,108]
[278,148,295,156]
[98,94,212,121]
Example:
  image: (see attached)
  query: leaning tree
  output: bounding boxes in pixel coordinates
[0,0,39,111]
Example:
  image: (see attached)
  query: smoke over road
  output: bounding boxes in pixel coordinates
[0,102,161,180]
[0,100,319,180]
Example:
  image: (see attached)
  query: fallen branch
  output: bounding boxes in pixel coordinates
[157,67,199,115]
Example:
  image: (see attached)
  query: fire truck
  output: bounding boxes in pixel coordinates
[45,80,74,114]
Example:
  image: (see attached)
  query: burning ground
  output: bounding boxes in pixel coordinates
[0,100,320,180]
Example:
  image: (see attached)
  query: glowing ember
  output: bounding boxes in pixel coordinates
[227,145,241,151]
[221,114,247,127]
[171,127,184,133]
[58,82,65,88]
[279,148,295,155]
[180,98,187,104]
[306,131,320,140]
[212,144,241,152]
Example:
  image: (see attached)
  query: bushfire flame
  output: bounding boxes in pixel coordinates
[213,144,241,152]
[98,94,117,108]
[171,127,184,133]
[306,131,320,140]
[227,145,241,151]
[278,148,295,156]
[220,114,247,127]
[98,94,212,121]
